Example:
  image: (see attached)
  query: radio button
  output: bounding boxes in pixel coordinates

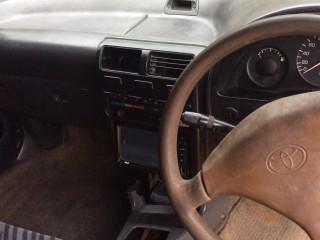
[151,100,160,106]
[112,94,121,100]
[122,95,129,101]
[159,100,166,107]
[142,98,149,104]
[133,80,153,96]
[103,76,122,93]
[129,96,139,102]
[103,91,114,98]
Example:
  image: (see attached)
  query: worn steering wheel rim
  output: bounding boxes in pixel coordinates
[160,14,320,240]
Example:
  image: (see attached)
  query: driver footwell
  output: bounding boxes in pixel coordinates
[219,198,310,240]
[0,126,141,240]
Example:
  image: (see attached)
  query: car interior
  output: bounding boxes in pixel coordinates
[0,0,320,239]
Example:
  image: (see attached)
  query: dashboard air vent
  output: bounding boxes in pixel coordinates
[148,51,194,79]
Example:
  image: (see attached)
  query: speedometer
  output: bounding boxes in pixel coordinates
[297,36,320,87]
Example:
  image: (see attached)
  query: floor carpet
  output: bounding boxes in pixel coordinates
[0,125,312,240]
[219,198,310,240]
[0,126,141,240]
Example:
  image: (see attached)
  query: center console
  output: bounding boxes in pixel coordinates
[97,38,207,178]
[96,38,237,239]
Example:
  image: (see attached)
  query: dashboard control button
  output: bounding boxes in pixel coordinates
[116,109,126,118]
[184,103,192,110]
[133,80,153,96]
[142,98,149,104]
[223,107,238,122]
[166,84,174,94]
[103,76,123,92]
[129,96,139,102]
[103,91,114,98]
[122,95,129,101]
[158,100,166,107]
[112,94,121,100]
[152,100,160,106]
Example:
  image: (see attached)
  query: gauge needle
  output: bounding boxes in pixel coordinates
[303,62,320,74]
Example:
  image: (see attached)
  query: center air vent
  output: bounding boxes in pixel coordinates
[148,51,194,79]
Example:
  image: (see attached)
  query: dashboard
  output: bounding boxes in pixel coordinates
[98,34,320,177]
[1,0,320,179]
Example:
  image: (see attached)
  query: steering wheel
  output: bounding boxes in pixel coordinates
[160,14,320,240]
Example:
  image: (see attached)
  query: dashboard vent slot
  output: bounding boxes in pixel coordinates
[148,52,194,79]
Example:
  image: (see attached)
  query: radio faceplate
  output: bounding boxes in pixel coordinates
[99,71,193,120]
[117,126,190,177]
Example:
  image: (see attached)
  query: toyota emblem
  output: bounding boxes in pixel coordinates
[266,145,307,174]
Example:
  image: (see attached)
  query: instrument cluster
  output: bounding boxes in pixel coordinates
[296,36,320,87]
[213,36,320,100]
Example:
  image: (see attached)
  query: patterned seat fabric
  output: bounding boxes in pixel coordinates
[0,222,61,240]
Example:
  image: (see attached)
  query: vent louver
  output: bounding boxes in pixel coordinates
[148,51,194,79]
